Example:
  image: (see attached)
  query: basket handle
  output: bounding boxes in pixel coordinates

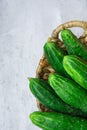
[51,20,87,39]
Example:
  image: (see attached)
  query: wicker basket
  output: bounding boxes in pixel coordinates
[36,20,87,112]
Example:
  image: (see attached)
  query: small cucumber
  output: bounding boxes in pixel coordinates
[30,111,87,130]
[63,55,87,90]
[61,29,87,61]
[48,73,87,113]
[29,78,87,118]
[44,42,67,76]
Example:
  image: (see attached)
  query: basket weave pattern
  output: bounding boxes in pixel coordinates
[36,20,87,112]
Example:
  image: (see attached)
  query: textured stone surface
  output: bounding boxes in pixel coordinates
[0,0,87,130]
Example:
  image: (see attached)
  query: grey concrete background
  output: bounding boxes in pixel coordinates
[0,0,87,130]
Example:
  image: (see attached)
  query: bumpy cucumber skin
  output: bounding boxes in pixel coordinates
[29,78,74,113]
[29,78,87,118]
[30,111,87,130]
[63,55,87,90]
[61,29,87,61]
[44,42,67,76]
[48,73,87,113]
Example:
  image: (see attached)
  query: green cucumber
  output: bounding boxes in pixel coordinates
[61,29,87,60]
[63,55,87,90]
[48,73,87,113]
[30,111,87,130]
[29,78,87,118]
[44,42,67,76]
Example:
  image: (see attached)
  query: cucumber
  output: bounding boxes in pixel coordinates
[29,78,87,118]
[44,42,67,76]
[48,73,87,113]
[63,55,87,90]
[61,29,87,61]
[30,111,87,130]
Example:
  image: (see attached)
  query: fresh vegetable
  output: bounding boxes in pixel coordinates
[29,28,87,129]
[29,78,87,118]
[30,111,87,130]
[61,29,87,60]
[48,73,87,113]
[63,55,87,90]
[44,42,67,76]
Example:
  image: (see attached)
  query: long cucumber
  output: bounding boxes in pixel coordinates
[63,55,87,90]
[61,29,87,61]
[30,111,87,130]
[48,73,87,113]
[44,42,68,76]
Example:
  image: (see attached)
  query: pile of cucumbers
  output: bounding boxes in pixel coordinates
[29,29,87,130]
